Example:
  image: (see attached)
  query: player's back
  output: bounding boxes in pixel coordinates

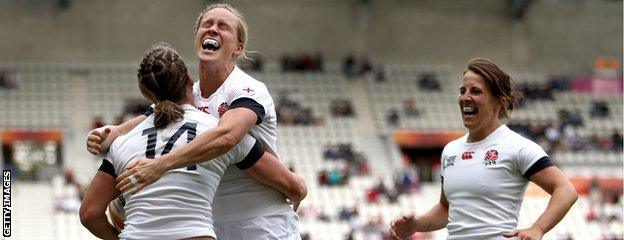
[109,104,229,240]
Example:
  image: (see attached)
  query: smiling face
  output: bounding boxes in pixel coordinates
[458,70,502,135]
[194,7,244,69]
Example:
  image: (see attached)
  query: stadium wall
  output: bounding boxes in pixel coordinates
[0,0,620,73]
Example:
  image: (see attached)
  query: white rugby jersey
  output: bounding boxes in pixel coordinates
[441,125,550,240]
[192,66,291,222]
[106,104,261,240]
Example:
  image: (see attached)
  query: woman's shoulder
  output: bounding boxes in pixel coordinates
[443,134,469,151]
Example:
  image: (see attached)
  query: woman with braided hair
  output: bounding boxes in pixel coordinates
[87,3,305,239]
[79,43,306,239]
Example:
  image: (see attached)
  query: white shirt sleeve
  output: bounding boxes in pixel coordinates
[226,82,272,111]
[221,134,258,165]
[515,139,548,175]
[440,145,449,178]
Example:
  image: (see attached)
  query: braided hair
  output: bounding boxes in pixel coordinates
[137,42,189,128]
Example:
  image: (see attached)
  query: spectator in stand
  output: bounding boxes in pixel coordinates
[318,211,331,222]
[64,168,85,200]
[568,109,584,127]
[281,53,325,72]
[0,71,17,89]
[387,108,400,127]
[276,90,319,125]
[590,101,611,118]
[358,56,373,76]
[331,99,354,117]
[324,145,339,160]
[366,187,380,203]
[343,54,356,78]
[314,53,324,72]
[318,169,329,185]
[547,75,570,91]
[418,72,441,91]
[92,116,105,129]
[328,169,342,186]
[374,65,387,82]
[612,131,623,151]
[403,98,420,117]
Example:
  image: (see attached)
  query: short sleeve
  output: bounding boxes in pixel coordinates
[516,139,549,175]
[226,82,272,124]
[235,140,264,170]
[98,159,117,178]
[230,98,265,125]
[222,134,264,168]
[440,150,447,179]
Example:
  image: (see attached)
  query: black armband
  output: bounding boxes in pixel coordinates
[98,159,117,178]
[235,140,264,170]
[230,98,265,125]
[523,156,554,180]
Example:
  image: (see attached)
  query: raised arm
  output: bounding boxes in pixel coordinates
[503,166,577,239]
[116,108,257,193]
[86,115,146,155]
[80,169,122,239]
[245,151,307,210]
[390,185,449,240]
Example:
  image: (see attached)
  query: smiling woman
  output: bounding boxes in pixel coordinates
[390,58,578,240]
[459,58,522,142]
[85,3,305,240]
[194,3,250,68]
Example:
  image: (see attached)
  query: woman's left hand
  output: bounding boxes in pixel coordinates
[502,227,544,240]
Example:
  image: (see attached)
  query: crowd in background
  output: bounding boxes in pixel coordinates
[417,72,441,91]
[331,99,355,117]
[509,99,621,154]
[276,90,323,125]
[0,71,17,89]
[386,98,422,127]
[281,53,324,72]
[317,144,370,186]
[586,178,623,240]
[342,55,386,82]
[509,121,622,154]
[516,75,570,106]
[54,169,84,213]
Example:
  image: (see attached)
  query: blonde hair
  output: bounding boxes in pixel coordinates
[194,3,251,61]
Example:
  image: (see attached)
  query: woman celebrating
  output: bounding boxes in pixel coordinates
[390,58,577,240]
[80,43,305,239]
[87,4,305,239]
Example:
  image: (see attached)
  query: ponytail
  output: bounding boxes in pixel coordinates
[153,100,184,128]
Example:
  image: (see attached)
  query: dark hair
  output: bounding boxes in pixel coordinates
[466,58,522,119]
[137,42,189,128]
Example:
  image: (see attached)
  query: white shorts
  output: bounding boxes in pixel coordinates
[214,211,301,240]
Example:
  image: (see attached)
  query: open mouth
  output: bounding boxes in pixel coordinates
[201,38,221,52]
[462,106,477,116]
